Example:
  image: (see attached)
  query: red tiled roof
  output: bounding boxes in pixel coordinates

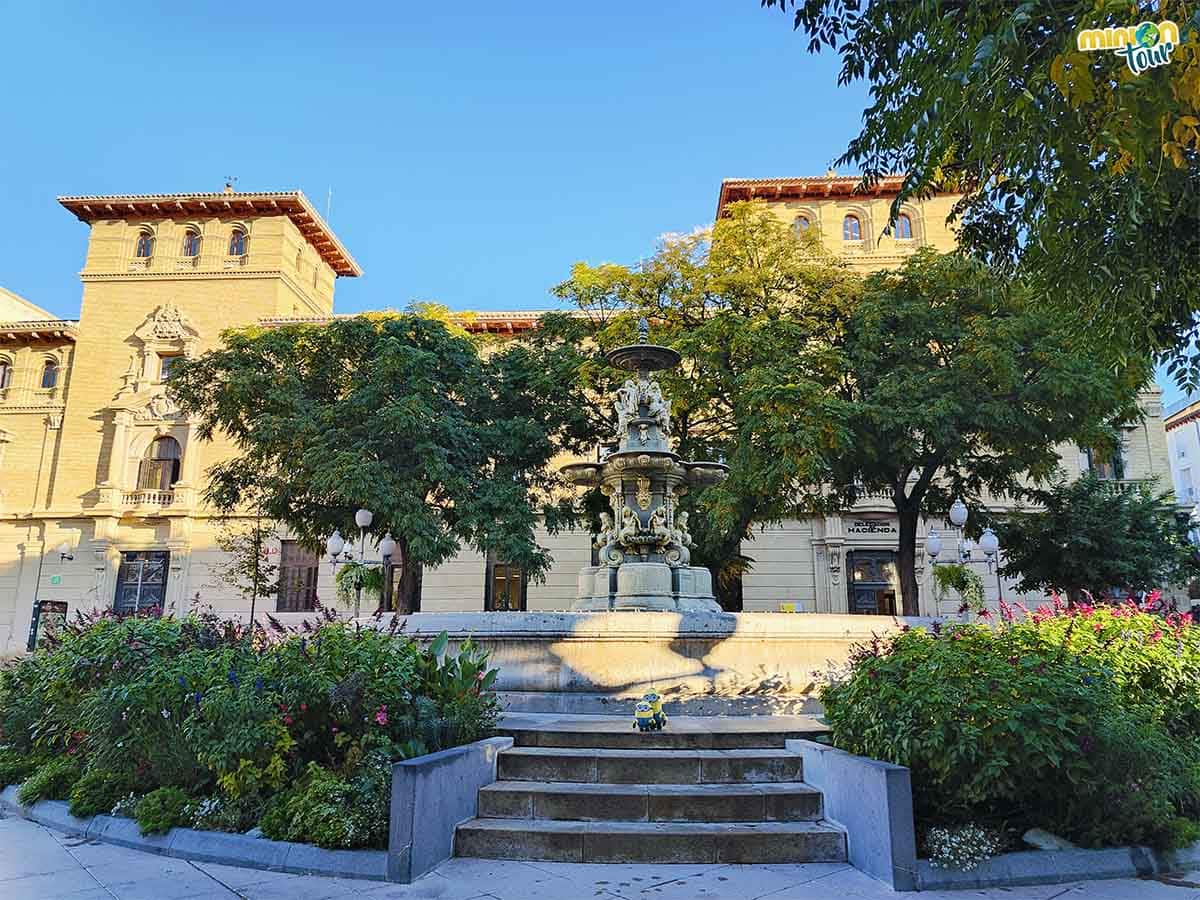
[58,191,361,277]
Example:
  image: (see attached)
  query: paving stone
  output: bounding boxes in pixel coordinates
[532,784,650,822]
[497,748,597,783]
[646,785,765,823]
[595,752,702,785]
[713,822,846,864]
[237,874,370,900]
[698,750,804,784]
[0,867,110,899]
[454,819,585,862]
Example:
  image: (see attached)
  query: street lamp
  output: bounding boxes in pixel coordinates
[926,498,1004,609]
[326,511,396,618]
[56,541,74,562]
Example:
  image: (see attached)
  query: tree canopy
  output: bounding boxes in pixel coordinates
[763,0,1200,383]
[171,313,596,610]
[996,474,1200,602]
[747,248,1149,615]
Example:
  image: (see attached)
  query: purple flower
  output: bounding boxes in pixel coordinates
[227,669,239,686]
[254,676,264,693]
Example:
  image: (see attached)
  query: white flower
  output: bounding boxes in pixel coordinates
[160,709,170,719]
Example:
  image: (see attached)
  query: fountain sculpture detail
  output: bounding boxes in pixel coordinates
[561,319,728,612]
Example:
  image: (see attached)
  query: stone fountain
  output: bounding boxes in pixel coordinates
[561,318,728,612]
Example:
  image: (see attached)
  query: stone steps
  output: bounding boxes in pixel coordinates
[478,780,824,822]
[496,713,828,750]
[456,717,846,866]
[497,746,807,785]
[455,818,847,864]
[497,725,815,750]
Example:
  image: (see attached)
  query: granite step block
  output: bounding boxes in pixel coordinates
[478,780,823,822]
[454,818,847,864]
[496,747,804,785]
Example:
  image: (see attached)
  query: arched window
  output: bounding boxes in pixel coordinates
[842,215,862,241]
[896,213,913,240]
[138,436,182,491]
[181,229,201,257]
[228,228,248,257]
[794,215,811,233]
[40,359,58,390]
[135,231,155,258]
[0,359,11,390]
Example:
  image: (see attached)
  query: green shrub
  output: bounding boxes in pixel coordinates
[186,792,264,833]
[0,748,39,787]
[0,612,499,850]
[69,771,132,819]
[1027,600,1200,738]
[134,786,190,835]
[259,761,388,849]
[822,606,1200,850]
[17,757,82,805]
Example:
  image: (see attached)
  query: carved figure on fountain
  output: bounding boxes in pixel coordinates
[648,505,671,548]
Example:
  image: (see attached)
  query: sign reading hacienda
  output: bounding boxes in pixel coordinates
[847,519,897,535]
[1077,19,1180,76]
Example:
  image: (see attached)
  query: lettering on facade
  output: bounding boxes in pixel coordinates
[846,519,897,536]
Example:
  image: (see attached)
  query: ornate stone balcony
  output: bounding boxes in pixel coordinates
[175,256,199,270]
[120,489,175,508]
[127,257,151,271]
[223,254,248,269]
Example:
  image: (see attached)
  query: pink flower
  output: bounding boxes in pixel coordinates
[374,705,389,726]
[299,702,307,712]
[283,715,294,726]
[331,726,339,733]
[1149,630,1163,642]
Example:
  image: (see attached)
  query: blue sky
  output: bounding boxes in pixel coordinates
[0,1,1179,404]
[0,1,864,318]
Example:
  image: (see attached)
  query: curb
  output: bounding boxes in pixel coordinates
[915,844,1196,891]
[1,786,390,882]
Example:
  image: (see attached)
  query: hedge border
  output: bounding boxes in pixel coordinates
[0,785,389,881]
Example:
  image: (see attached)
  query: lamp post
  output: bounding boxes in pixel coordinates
[325,508,395,618]
[926,497,1003,608]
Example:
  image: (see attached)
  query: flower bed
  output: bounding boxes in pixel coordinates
[819,596,1200,865]
[0,608,498,850]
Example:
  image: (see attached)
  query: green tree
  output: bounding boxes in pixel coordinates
[170,313,595,612]
[748,249,1148,615]
[212,515,279,626]
[763,0,1200,382]
[996,474,1200,603]
[552,201,859,609]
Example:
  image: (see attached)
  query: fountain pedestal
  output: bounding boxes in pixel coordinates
[561,319,728,613]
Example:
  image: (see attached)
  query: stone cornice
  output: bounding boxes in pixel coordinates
[59,191,362,277]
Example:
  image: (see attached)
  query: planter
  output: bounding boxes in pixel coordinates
[0,785,388,880]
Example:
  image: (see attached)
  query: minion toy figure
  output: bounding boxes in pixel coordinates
[633,701,656,732]
[643,690,667,730]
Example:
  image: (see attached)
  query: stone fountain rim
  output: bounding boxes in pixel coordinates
[605,343,682,372]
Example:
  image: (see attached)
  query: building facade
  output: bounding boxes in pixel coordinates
[1165,396,1200,508]
[0,177,1173,654]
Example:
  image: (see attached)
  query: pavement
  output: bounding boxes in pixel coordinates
[3,813,1199,900]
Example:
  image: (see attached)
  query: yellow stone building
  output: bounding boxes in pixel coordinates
[0,177,1172,654]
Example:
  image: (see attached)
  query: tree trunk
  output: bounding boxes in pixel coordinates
[712,565,744,612]
[394,537,423,614]
[896,503,921,617]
